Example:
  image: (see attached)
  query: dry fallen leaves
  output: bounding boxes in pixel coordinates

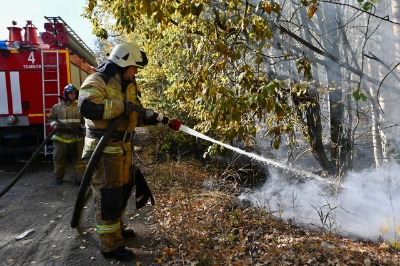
[138,131,400,265]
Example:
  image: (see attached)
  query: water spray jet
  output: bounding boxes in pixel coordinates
[178,124,340,187]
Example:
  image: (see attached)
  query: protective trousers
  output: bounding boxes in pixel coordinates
[53,140,85,183]
[91,151,133,252]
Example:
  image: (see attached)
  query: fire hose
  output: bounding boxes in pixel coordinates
[71,104,173,229]
[70,115,124,228]
[0,127,82,198]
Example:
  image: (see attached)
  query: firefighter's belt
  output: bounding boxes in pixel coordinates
[86,129,135,142]
[59,127,84,135]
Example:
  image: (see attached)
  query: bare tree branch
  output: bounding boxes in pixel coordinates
[265,18,400,95]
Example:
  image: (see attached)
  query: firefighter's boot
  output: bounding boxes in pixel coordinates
[101,246,135,261]
[54,178,63,185]
[121,228,136,239]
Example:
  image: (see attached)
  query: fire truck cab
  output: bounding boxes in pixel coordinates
[0,16,97,158]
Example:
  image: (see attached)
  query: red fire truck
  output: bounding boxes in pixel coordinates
[0,16,97,158]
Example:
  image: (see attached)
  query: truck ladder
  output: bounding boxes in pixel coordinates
[41,50,61,156]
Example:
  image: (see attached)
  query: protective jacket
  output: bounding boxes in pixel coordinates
[79,71,144,157]
[48,100,84,143]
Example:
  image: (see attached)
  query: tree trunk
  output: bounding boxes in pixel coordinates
[317,5,348,176]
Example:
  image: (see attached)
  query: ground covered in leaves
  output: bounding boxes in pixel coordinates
[137,127,400,266]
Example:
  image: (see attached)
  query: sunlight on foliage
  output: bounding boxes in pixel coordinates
[83,0,316,148]
[83,0,385,176]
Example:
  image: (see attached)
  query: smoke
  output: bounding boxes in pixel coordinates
[239,162,400,241]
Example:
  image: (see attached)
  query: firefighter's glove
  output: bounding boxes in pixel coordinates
[168,119,182,131]
[144,109,155,120]
[123,101,136,117]
[50,122,59,129]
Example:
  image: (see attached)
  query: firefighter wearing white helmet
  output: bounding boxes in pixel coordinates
[107,42,148,68]
[48,84,85,186]
[78,42,181,262]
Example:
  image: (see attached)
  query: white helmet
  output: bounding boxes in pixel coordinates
[107,42,148,68]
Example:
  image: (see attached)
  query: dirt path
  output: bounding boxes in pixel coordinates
[0,156,160,266]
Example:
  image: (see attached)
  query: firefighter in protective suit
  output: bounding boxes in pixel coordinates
[78,42,181,261]
[48,84,85,185]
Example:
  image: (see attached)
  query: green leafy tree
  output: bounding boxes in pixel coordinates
[83,0,398,177]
